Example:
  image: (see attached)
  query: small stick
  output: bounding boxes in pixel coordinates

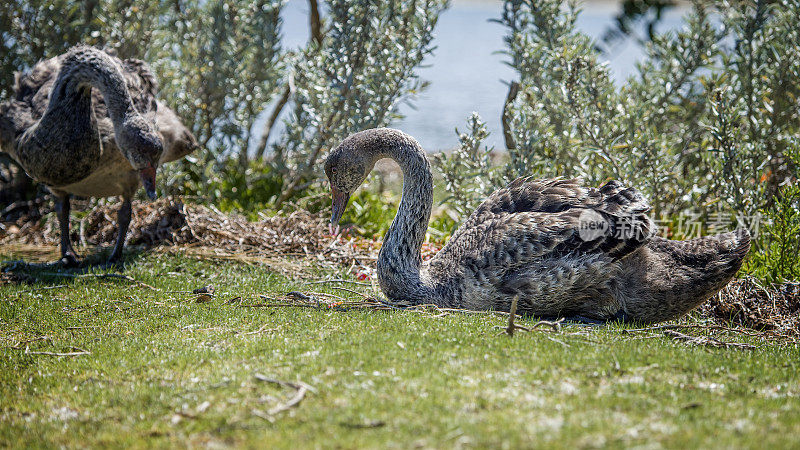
[40,272,159,291]
[304,279,371,286]
[531,318,564,333]
[241,324,278,336]
[24,347,91,357]
[324,285,370,299]
[223,296,242,305]
[8,335,51,349]
[505,295,520,336]
[663,329,756,350]
[253,374,314,416]
[622,323,763,337]
[302,291,347,302]
[543,334,571,348]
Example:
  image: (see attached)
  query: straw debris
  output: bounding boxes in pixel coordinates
[1,198,381,268]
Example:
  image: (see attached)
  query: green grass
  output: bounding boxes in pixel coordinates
[1,247,799,449]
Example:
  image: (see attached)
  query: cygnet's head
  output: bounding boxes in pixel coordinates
[117,113,163,200]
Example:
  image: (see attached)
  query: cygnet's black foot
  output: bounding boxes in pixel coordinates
[104,248,127,270]
[100,258,125,271]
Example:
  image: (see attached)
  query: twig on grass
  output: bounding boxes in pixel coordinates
[543,334,571,348]
[22,284,68,292]
[8,335,51,349]
[253,374,314,417]
[498,297,565,337]
[241,324,279,336]
[301,291,347,302]
[40,272,159,291]
[285,291,313,301]
[24,346,91,357]
[223,296,242,305]
[621,323,763,337]
[531,318,565,332]
[663,329,756,350]
[304,278,371,287]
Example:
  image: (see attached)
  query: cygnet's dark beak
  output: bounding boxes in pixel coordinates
[139,165,157,200]
[330,186,350,236]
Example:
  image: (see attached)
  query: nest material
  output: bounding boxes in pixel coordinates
[1,197,380,266]
[2,198,798,337]
[698,277,799,338]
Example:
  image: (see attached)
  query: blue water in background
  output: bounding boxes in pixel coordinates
[272,0,687,151]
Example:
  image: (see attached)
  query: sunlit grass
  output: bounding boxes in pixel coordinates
[1,248,798,448]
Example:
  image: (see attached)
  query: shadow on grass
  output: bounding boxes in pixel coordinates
[1,245,149,286]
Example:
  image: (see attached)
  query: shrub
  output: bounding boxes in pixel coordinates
[273,0,447,204]
[432,113,498,221]
[152,0,284,165]
[745,144,800,283]
[149,0,285,200]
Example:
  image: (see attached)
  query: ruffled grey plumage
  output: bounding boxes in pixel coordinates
[0,45,197,265]
[325,128,751,323]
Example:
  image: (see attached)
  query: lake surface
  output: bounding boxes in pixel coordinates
[278,0,687,151]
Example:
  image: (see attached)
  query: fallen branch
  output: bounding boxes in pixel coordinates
[497,309,565,337]
[532,318,565,332]
[543,334,571,348]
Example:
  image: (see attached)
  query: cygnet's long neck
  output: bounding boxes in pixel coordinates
[372,130,437,304]
[49,46,136,125]
[16,47,142,186]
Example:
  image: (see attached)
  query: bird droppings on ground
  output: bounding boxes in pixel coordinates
[1,197,798,338]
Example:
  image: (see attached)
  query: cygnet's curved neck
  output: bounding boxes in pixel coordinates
[15,47,142,186]
[372,130,437,303]
[49,47,136,124]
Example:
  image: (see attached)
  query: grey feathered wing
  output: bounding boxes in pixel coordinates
[426,178,656,317]
[431,178,654,268]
